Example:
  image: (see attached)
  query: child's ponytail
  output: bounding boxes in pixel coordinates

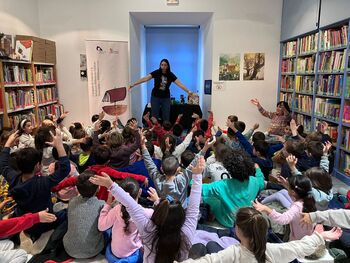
[288,176,316,213]
[120,178,140,234]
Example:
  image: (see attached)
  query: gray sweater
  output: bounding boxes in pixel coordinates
[63,195,105,258]
[310,209,350,229]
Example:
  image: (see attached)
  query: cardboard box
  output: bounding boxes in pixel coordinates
[16,35,46,62]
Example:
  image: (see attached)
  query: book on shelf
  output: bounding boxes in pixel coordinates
[317,75,343,97]
[37,87,58,104]
[3,65,32,84]
[281,75,294,91]
[343,105,350,124]
[279,92,293,106]
[298,33,318,54]
[295,113,312,131]
[14,40,33,62]
[316,120,338,142]
[321,25,348,50]
[8,112,36,129]
[35,67,54,83]
[38,103,64,124]
[339,151,350,171]
[346,77,350,98]
[281,58,295,73]
[282,41,297,57]
[0,34,15,58]
[297,55,315,73]
[295,95,312,113]
[318,50,346,72]
[341,128,350,150]
[295,76,314,94]
[5,90,34,111]
[315,98,341,121]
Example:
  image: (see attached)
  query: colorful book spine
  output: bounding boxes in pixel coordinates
[321,25,348,50]
[295,113,312,131]
[297,55,315,73]
[38,104,64,124]
[282,41,297,57]
[3,65,33,84]
[295,76,314,93]
[5,90,35,111]
[295,95,312,113]
[318,50,346,72]
[35,67,55,83]
[315,98,341,121]
[317,75,343,96]
[280,76,295,91]
[8,112,36,129]
[298,33,318,54]
[37,87,58,104]
[281,58,295,73]
[279,92,293,106]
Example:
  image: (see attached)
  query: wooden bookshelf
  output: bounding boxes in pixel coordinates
[278,20,350,185]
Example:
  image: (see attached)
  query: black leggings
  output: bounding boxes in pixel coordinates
[189,241,224,259]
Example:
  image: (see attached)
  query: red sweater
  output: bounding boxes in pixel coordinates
[0,212,40,238]
[146,115,182,141]
[194,111,214,139]
[52,165,146,201]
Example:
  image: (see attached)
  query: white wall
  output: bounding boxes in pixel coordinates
[1,0,283,131]
[0,0,40,37]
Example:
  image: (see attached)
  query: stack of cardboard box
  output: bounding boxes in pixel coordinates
[16,35,56,64]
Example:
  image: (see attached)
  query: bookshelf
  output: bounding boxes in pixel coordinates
[278,19,350,185]
[0,59,64,129]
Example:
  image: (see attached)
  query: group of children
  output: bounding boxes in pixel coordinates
[0,98,349,263]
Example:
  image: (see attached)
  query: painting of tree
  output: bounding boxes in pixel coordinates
[243,53,265,80]
[219,54,240,81]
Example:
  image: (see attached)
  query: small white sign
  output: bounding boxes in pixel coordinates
[167,0,179,5]
[213,81,225,91]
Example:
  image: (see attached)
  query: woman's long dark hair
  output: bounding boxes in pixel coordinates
[145,198,189,263]
[236,207,268,263]
[288,175,316,213]
[159,58,171,73]
[120,178,140,234]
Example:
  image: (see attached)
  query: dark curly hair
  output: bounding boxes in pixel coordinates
[221,149,255,181]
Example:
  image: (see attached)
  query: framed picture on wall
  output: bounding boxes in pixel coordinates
[204,79,212,95]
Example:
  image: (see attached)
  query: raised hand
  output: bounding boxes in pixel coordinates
[89,172,113,189]
[147,187,160,203]
[143,112,150,121]
[128,119,138,130]
[252,199,270,214]
[150,116,158,124]
[300,213,312,227]
[250,98,260,107]
[286,155,298,170]
[5,130,19,148]
[98,111,105,121]
[45,129,63,149]
[191,113,200,119]
[323,141,332,155]
[191,156,205,174]
[106,192,114,206]
[253,123,259,130]
[165,137,172,151]
[38,209,57,223]
[277,175,290,189]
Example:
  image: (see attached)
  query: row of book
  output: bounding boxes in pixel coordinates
[316,75,343,97]
[343,105,350,124]
[344,78,350,98]
[297,56,315,73]
[339,151,350,173]
[37,87,58,105]
[5,90,35,111]
[315,98,341,121]
[35,67,55,83]
[280,76,294,91]
[3,65,32,84]
[298,33,318,54]
[8,112,36,129]
[295,95,312,113]
[279,92,293,107]
[295,113,312,131]
[281,58,295,73]
[295,76,314,94]
[320,25,348,50]
[38,104,64,124]
[282,41,297,57]
[341,128,350,151]
[318,51,345,72]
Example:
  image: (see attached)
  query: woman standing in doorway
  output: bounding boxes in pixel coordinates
[129,58,193,121]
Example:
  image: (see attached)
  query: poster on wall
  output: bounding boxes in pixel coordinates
[85,40,130,124]
[80,54,87,80]
[219,54,240,81]
[243,53,265,80]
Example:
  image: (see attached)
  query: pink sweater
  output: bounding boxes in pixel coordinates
[98,203,153,258]
[269,201,313,241]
